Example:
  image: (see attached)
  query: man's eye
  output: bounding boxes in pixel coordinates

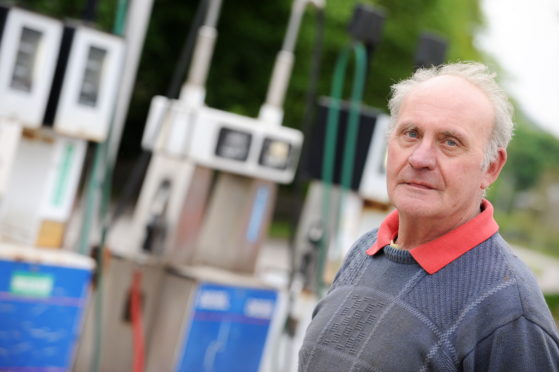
[405,130,418,138]
[445,139,458,147]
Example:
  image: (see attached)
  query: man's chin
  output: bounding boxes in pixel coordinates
[392,196,441,218]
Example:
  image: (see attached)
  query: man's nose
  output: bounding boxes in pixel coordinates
[408,140,436,169]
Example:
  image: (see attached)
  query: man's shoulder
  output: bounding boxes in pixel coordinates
[342,228,379,262]
[492,236,558,332]
[472,234,546,308]
[356,228,379,247]
[404,234,544,331]
[458,233,542,306]
[456,233,558,338]
[327,229,380,292]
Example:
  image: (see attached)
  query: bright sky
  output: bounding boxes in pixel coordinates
[477,0,559,138]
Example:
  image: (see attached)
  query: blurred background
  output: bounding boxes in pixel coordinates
[0,0,558,371]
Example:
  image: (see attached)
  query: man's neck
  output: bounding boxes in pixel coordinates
[395,204,482,251]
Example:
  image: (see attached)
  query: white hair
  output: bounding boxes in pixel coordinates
[387,62,514,169]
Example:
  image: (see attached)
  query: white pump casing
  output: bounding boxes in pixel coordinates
[0,7,62,128]
[358,113,390,203]
[51,24,124,142]
[142,96,303,184]
[188,106,302,184]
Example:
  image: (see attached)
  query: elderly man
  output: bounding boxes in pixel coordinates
[298,62,559,371]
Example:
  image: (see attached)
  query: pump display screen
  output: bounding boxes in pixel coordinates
[10,27,43,93]
[258,137,292,170]
[215,127,252,162]
[78,45,107,107]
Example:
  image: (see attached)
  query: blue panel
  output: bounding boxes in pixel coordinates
[176,282,278,372]
[0,259,92,371]
[246,186,269,243]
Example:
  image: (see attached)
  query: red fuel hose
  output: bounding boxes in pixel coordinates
[131,270,145,372]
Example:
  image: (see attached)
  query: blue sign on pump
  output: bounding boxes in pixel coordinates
[176,282,278,372]
[0,259,92,371]
[246,185,270,244]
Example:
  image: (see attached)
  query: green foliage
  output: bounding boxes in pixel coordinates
[363,0,484,109]
[545,294,559,322]
[14,0,117,31]
[494,209,559,259]
[488,110,559,259]
[268,219,293,239]
[206,1,288,116]
[501,121,559,192]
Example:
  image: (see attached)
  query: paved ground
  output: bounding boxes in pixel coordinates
[511,245,559,294]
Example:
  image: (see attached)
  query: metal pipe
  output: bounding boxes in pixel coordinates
[185,0,222,89]
[264,0,324,112]
[264,50,295,112]
[281,0,307,53]
[186,25,217,88]
[204,0,222,29]
[107,0,156,172]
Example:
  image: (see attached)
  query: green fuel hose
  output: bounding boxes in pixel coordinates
[77,1,129,371]
[316,41,367,296]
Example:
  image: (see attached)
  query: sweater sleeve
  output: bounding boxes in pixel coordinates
[461,315,559,371]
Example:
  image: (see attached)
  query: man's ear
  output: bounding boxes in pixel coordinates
[481,148,507,190]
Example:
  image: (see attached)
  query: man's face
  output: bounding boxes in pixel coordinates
[386,75,500,223]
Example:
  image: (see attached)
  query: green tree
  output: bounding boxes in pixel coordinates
[488,112,559,197]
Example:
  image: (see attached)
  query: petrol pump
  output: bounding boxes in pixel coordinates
[0,4,124,247]
[143,1,317,370]
[76,1,318,371]
[0,4,127,371]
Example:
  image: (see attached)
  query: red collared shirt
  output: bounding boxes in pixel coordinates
[366,199,499,274]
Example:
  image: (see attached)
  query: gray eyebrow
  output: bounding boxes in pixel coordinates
[441,130,465,140]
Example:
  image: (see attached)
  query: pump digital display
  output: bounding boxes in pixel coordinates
[10,27,42,93]
[215,127,252,162]
[78,45,107,107]
[258,137,292,170]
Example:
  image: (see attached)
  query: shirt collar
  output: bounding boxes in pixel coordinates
[366,199,499,274]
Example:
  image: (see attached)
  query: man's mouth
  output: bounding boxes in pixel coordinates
[404,181,435,190]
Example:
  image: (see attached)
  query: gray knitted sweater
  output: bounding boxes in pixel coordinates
[299,230,559,371]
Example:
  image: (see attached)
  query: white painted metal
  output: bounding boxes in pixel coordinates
[53,25,124,142]
[0,7,62,127]
[0,118,23,198]
[0,132,86,246]
[189,106,302,183]
[359,113,390,203]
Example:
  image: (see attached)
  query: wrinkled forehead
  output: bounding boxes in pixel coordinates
[394,75,495,136]
[410,75,493,112]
